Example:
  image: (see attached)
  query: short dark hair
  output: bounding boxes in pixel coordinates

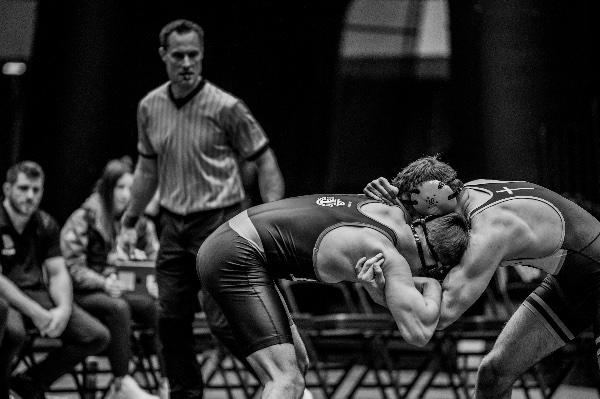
[426,211,470,267]
[94,156,133,217]
[159,19,204,50]
[392,155,463,197]
[5,161,44,185]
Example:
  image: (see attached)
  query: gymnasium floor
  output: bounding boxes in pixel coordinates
[45,362,599,399]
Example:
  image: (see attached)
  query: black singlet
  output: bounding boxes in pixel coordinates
[246,194,399,280]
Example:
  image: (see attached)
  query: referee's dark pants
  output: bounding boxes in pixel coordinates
[156,204,241,399]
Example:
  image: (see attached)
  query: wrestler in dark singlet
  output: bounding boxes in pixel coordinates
[197,194,398,356]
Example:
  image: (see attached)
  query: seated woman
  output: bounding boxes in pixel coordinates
[61,157,160,399]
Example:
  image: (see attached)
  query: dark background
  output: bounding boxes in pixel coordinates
[1,0,600,223]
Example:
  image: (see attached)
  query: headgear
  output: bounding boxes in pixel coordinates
[401,179,461,215]
[410,215,453,281]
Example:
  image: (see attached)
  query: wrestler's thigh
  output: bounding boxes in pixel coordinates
[199,225,293,356]
[486,303,565,375]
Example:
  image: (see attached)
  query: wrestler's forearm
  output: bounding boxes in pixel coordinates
[417,278,442,327]
[386,277,441,347]
[437,293,460,330]
[364,284,386,307]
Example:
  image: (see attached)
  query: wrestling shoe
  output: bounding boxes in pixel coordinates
[10,373,45,399]
[106,375,158,399]
[302,388,314,399]
[157,379,169,399]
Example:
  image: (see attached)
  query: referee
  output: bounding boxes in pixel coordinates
[119,19,284,399]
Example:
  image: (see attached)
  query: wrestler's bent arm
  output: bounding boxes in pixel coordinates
[381,247,442,347]
[437,234,505,330]
[363,177,400,205]
[355,254,386,306]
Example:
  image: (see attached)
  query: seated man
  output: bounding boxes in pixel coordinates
[197,193,470,399]
[0,161,110,399]
[363,155,600,398]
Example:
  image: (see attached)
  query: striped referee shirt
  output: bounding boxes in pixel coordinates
[137,80,269,215]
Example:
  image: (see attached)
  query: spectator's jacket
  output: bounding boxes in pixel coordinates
[61,193,159,291]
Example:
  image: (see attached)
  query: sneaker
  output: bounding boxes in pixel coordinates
[157,379,169,399]
[106,375,158,399]
[10,374,45,399]
[302,388,313,399]
[9,389,23,399]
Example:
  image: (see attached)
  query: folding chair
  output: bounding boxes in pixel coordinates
[193,312,260,399]
[130,324,161,392]
[439,270,517,399]
[446,268,578,399]
[13,330,91,398]
[353,283,468,399]
[280,279,406,399]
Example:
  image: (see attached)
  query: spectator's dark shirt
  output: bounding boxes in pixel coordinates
[0,204,61,289]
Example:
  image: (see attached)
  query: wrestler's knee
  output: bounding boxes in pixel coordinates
[277,368,305,398]
[296,351,310,376]
[476,349,514,394]
[292,337,310,376]
[249,344,305,397]
[258,361,304,399]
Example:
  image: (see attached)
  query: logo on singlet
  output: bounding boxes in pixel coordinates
[1,234,16,256]
[289,273,314,282]
[495,186,534,195]
[316,196,352,207]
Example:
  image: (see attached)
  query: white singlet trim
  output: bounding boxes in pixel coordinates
[466,184,566,275]
[228,210,265,254]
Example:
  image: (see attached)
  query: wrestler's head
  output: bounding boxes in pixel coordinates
[411,211,470,281]
[392,155,464,217]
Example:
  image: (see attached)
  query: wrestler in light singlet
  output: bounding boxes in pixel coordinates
[465,180,600,345]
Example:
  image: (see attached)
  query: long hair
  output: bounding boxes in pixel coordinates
[94,157,133,219]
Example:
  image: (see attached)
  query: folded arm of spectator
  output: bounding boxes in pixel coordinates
[44,256,73,337]
[61,209,106,290]
[0,274,52,333]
